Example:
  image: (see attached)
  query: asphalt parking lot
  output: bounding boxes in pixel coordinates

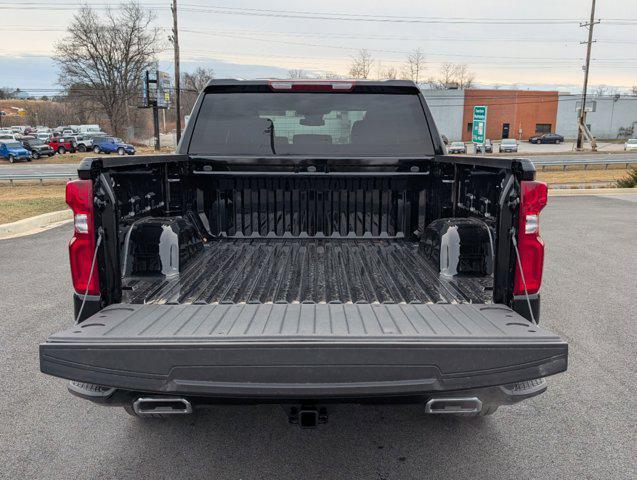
[1,194,635,480]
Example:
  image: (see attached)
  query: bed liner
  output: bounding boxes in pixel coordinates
[122,238,493,305]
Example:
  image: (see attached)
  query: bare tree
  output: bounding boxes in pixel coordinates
[181,67,214,116]
[593,84,608,96]
[425,63,476,90]
[377,64,398,80]
[182,67,215,93]
[318,71,343,80]
[349,49,374,79]
[632,85,637,96]
[54,2,162,138]
[453,64,475,89]
[403,48,426,83]
[287,69,307,79]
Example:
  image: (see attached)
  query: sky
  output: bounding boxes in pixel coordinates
[0,0,635,94]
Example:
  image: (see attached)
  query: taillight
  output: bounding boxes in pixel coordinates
[268,80,355,92]
[513,181,548,295]
[66,179,100,295]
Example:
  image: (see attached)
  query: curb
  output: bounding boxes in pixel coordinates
[549,188,636,196]
[0,209,72,240]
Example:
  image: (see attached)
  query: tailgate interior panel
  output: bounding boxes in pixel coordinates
[41,303,567,397]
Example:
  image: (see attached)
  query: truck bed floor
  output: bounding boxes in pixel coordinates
[123,239,492,305]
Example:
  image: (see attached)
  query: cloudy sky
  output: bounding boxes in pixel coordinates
[0,0,635,93]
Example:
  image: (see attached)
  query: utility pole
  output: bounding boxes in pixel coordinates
[171,0,182,145]
[576,0,599,151]
[152,101,161,151]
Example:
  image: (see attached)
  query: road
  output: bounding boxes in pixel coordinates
[0,162,78,176]
[1,195,636,479]
[1,152,637,178]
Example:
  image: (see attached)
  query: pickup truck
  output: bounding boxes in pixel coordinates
[40,80,567,426]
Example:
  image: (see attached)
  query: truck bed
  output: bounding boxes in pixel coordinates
[122,238,493,305]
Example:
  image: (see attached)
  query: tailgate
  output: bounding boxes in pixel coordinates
[40,303,567,398]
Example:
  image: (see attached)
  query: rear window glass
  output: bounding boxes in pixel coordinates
[188,92,434,156]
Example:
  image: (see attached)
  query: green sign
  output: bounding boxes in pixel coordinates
[472,106,487,144]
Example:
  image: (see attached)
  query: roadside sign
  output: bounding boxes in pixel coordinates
[472,106,487,145]
[141,69,171,109]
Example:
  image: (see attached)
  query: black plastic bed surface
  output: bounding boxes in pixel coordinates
[122,239,492,305]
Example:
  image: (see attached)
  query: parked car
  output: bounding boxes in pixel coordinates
[0,141,32,163]
[76,124,101,134]
[21,137,55,159]
[499,139,519,153]
[85,132,108,141]
[92,136,136,155]
[66,135,93,152]
[529,133,564,144]
[48,137,75,154]
[40,80,567,424]
[10,125,29,134]
[474,139,492,153]
[624,139,637,151]
[0,133,17,141]
[448,141,466,154]
[36,132,51,141]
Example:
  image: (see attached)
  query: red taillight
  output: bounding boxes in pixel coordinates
[268,80,355,92]
[66,179,100,295]
[514,181,548,295]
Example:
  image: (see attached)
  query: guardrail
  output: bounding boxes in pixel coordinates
[0,173,76,184]
[531,158,637,171]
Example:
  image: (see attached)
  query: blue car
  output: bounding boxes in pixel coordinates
[0,141,32,163]
[92,137,136,155]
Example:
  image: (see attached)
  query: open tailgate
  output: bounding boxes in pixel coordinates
[40,303,567,398]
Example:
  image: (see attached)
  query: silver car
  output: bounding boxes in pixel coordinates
[448,141,466,154]
[498,139,519,153]
[624,139,637,151]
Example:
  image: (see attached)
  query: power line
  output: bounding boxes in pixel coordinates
[1,1,636,25]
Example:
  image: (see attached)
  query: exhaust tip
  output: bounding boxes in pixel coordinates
[133,397,193,416]
[425,397,482,414]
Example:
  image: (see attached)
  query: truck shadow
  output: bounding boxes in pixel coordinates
[118,403,522,479]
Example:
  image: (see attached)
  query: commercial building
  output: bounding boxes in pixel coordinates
[556,93,637,140]
[421,88,637,141]
[421,90,464,142]
[462,90,558,142]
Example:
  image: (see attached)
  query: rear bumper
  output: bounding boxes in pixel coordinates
[67,377,550,408]
[40,340,567,399]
